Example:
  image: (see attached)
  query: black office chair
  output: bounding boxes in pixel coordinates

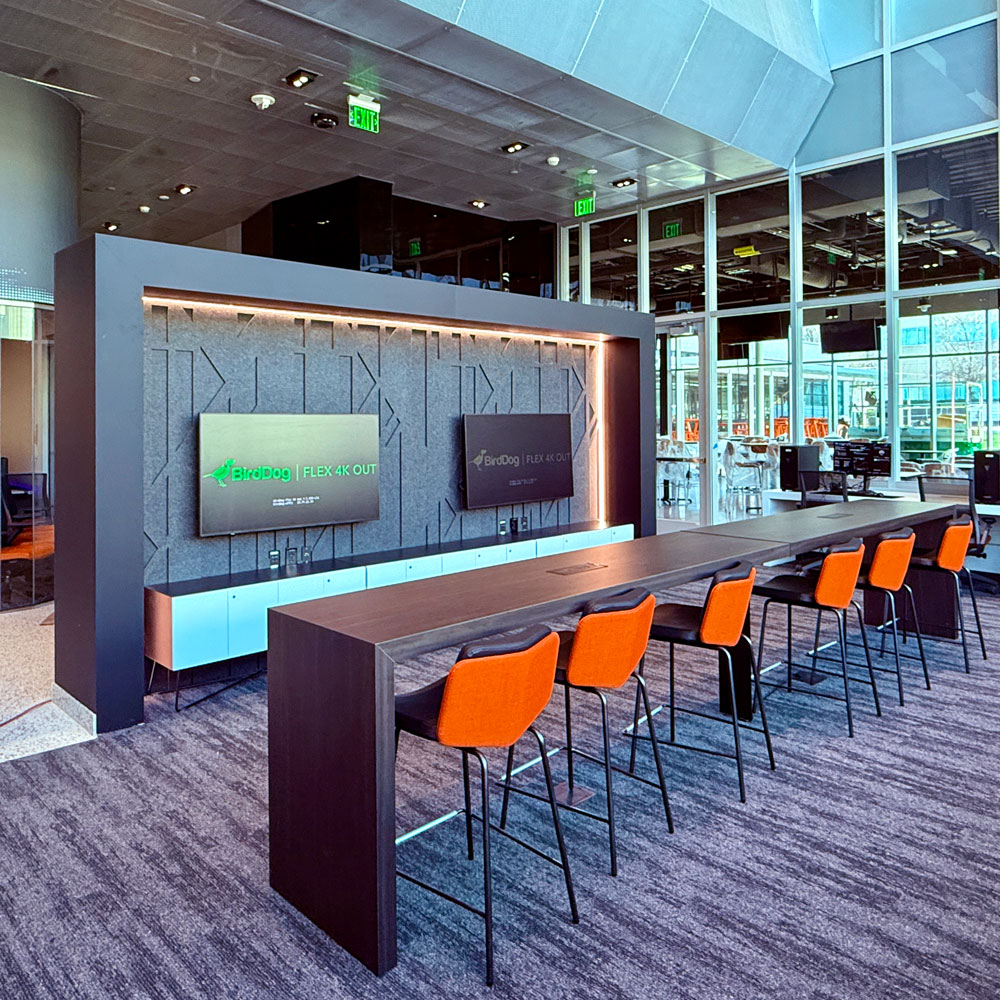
[0,457,34,523]
[918,473,996,594]
[798,470,848,508]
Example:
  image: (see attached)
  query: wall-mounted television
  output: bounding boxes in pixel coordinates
[718,311,789,346]
[198,413,379,536]
[462,413,573,509]
[820,318,879,354]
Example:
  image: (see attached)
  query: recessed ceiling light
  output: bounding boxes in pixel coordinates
[103,221,120,232]
[158,194,170,201]
[316,219,330,225]
[468,199,488,210]
[175,184,195,196]
[138,205,151,214]
[285,68,318,89]
[611,177,637,188]
[825,308,839,320]
[500,141,530,154]
[310,111,338,129]
[188,75,201,84]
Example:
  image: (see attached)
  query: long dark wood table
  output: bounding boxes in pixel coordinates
[267,500,957,976]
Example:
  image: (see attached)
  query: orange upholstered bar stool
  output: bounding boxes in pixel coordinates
[394,625,578,988]
[640,563,775,803]
[853,529,929,704]
[909,514,986,675]
[509,588,672,878]
[754,538,879,737]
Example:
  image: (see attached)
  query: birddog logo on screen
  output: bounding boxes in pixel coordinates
[204,458,292,487]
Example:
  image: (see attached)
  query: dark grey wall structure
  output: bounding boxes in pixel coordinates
[55,236,654,732]
[0,71,79,303]
[145,303,601,586]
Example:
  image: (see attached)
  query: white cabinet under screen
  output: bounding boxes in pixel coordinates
[145,590,229,671]
[323,566,367,596]
[366,560,408,589]
[228,581,279,659]
[505,540,537,563]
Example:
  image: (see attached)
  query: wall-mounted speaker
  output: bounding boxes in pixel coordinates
[974,450,1000,503]
[780,445,819,492]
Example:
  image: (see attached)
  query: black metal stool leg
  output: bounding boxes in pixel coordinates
[757,599,772,687]
[786,603,793,691]
[852,600,880,716]
[595,689,617,876]
[747,637,775,770]
[886,590,904,706]
[669,643,676,742]
[528,726,579,924]
[499,745,515,833]
[636,672,674,832]
[722,648,746,803]
[564,685,575,792]
[963,566,987,660]
[628,656,643,775]
[879,593,889,658]
[952,571,971,674]
[472,750,494,988]
[463,751,475,858]
[837,610,854,737]
[810,610,822,676]
[903,584,930,689]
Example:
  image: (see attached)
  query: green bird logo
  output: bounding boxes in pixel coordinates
[204,458,235,487]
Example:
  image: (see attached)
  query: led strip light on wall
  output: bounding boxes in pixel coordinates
[141,294,610,522]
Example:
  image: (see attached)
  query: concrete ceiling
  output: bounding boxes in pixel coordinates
[0,0,794,245]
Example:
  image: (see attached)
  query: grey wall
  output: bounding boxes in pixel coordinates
[143,302,600,586]
[0,73,78,303]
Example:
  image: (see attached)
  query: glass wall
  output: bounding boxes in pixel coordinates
[716,182,790,309]
[589,215,637,309]
[802,304,888,441]
[558,2,1000,519]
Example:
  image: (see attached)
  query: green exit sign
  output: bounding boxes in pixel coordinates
[574,193,596,217]
[662,220,682,239]
[347,95,381,133]
[408,238,421,257]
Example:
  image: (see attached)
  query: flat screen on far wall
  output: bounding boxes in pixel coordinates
[820,319,879,354]
[463,413,574,509]
[198,413,379,536]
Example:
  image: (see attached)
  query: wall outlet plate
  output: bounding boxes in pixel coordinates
[301,547,311,565]
[509,518,519,536]
[285,546,297,564]
[268,549,280,569]
[499,520,507,535]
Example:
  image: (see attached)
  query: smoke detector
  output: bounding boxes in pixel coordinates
[546,154,561,167]
[250,93,276,110]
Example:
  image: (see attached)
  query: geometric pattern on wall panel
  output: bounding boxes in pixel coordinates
[143,302,601,586]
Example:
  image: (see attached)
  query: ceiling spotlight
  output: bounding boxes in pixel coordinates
[285,68,318,89]
[138,205,151,214]
[250,93,276,110]
[187,75,201,84]
[103,221,120,232]
[586,167,599,175]
[468,199,488,210]
[158,194,170,201]
[611,176,637,188]
[825,308,839,320]
[501,141,530,154]
[310,111,339,129]
[546,154,560,167]
[175,184,195,196]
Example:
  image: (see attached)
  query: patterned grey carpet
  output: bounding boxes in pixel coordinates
[0,573,997,999]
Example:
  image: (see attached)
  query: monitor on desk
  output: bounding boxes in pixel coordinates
[832,441,891,482]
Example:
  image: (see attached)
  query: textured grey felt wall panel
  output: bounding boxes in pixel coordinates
[143,302,600,586]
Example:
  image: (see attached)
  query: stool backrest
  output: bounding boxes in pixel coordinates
[566,588,655,689]
[867,529,915,593]
[699,563,756,647]
[438,626,559,748]
[934,515,973,573]
[814,538,865,609]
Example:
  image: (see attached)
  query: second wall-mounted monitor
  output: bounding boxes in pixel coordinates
[820,318,879,354]
[463,413,573,509]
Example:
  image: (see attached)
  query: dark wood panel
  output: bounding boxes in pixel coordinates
[268,615,397,975]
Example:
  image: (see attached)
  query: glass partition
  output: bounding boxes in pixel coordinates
[589,214,638,309]
[716,182,790,309]
[897,289,999,464]
[814,0,882,62]
[897,134,1000,289]
[892,0,996,44]
[648,200,704,316]
[568,226,580,301]
[802,303,888,443]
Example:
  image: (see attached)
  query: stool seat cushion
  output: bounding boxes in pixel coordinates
[753,573,820,605]
[395,676,447,741]
[648,602,703,644]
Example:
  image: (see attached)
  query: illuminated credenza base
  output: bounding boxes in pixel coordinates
[144,522,633,672]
